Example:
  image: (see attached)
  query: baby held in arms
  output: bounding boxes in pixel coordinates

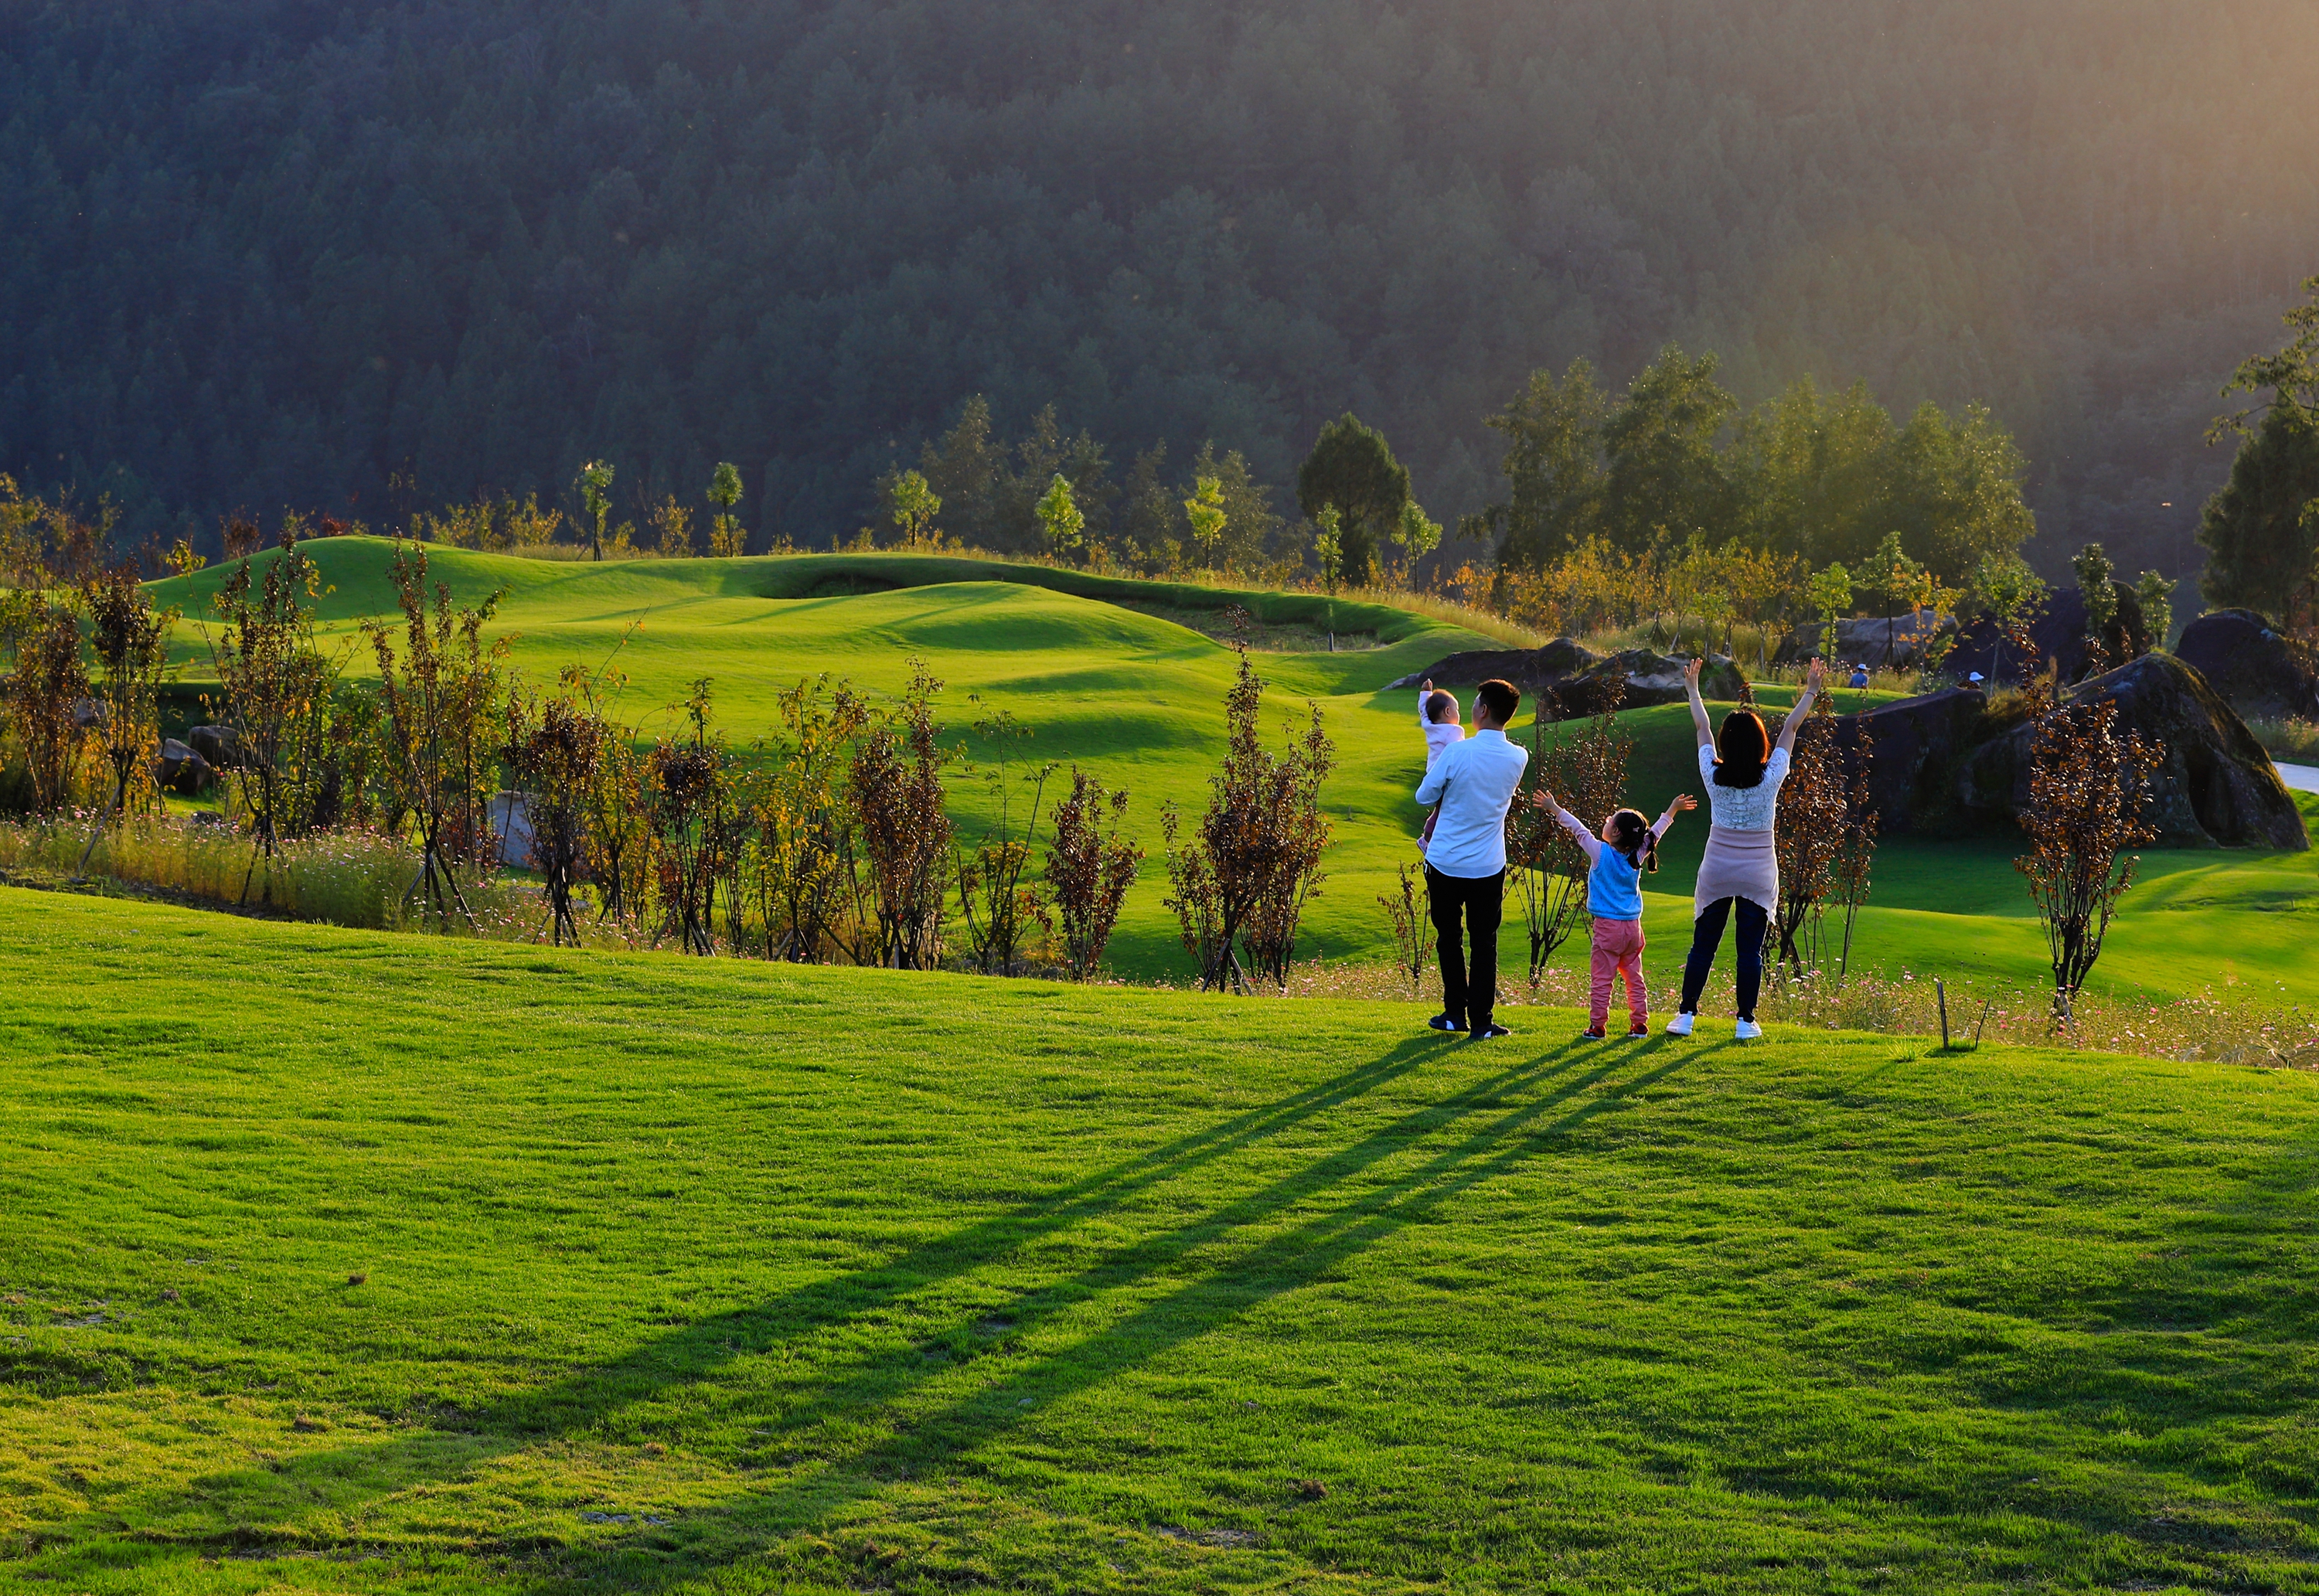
[1416,678,1463,854]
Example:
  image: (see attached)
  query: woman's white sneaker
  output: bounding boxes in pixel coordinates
[1734,1019,1764,1040]
[1664,1012,1694,1037]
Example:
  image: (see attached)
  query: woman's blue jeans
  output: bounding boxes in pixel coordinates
[1680,896,1769,1019]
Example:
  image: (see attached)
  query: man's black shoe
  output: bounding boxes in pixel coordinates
[1469,1022,1514,1041]
[1428,1013,1466,1033]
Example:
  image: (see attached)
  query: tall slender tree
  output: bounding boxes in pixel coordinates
[1297,413,1409,590]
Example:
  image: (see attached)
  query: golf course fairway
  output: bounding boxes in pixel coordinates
[141,540,2319,1004]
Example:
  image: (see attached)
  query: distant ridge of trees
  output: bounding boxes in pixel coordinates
[3,0,2315,577]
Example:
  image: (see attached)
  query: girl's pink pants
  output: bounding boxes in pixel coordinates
[1589,917,1648,1032]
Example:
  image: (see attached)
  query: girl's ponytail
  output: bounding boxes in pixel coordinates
[1608,807,1656,872]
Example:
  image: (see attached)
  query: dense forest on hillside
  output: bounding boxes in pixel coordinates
[3,0,2314,577]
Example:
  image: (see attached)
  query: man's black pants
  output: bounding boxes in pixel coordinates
[1426,866,1505,1029]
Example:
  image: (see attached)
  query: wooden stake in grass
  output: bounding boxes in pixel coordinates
[1936,978,1950,1050]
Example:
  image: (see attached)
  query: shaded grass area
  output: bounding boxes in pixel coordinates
[5,890,2319,1592]
[134,541,2319,1004]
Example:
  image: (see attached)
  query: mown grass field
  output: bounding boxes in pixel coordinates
[141,539,2319,1004]
[4,889,2319,1593]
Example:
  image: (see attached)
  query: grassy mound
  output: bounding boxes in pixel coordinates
[138,540,2319,1003]
[3,890,2318,1593]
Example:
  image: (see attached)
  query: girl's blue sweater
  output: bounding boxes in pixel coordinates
[1588,844,1646,921]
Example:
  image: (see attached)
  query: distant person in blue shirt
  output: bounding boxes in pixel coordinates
[1847,662,1870,689]
[1537,788,1698,1039]
[1412,677,1528,1040]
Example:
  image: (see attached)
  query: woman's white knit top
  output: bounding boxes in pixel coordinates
[1698,744,1790,832]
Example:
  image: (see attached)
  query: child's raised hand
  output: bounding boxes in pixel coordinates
[1683,657,1702,687]
[1668,792,1698,814]
[1422,678,1433,693]
[1804,657,1828,693]
[1527,788,1556,811]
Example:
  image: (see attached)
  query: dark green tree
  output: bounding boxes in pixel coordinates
[1297,413,1410,590]
[1727,377,1894,567]
[1878,402,2038,583]
[1189,441,1281,572]
[2200,278,2319,628]
[2072,542,2117,644]
[1599,345,1737,553]
[1476,359,1608,572]
[1118,443,1178,565]
[920,397,1006,550]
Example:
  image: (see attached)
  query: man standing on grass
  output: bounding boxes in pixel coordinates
[1414,676,1527,1040]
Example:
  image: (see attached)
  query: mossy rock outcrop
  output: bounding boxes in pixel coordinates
[2174,609,2319,721]
[1825,653,2303,849]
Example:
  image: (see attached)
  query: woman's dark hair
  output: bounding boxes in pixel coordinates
[1607,807,1659,873]
[1713,710,1769,788]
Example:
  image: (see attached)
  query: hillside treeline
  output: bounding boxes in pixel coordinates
[4,0,2316,577]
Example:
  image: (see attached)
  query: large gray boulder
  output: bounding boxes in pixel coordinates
[1548,650,1745,718]
[1780,609,1953,669]
[153,737,215,795]
[188,724,241,769]
[2174,609,2319,721]
[1827,687,1987,834]
[489,791,537,869]
[1953,653,2305,849]
[1946,582,2154,687]
[1387,636,1598,691]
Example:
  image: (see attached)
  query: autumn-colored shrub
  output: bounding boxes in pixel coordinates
[850,661,955,970]
[2018,693,2161,1019]
[365,539,509,922]
[503,673,605,946]
[1162,648,1334,992]
[1047,768,1142,982]
[955,706,1054,976]
[740,676,869,962]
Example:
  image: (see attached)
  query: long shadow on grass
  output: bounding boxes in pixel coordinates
[93,1033,1585,1557]
[536,1043,1698,1588]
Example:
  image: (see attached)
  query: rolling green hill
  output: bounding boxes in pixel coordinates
[5,890,2319,1593]
[145,539,2319,1004]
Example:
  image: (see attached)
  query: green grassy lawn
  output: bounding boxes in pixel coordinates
[141,540,2319,1005]
[5,890,2319,1593]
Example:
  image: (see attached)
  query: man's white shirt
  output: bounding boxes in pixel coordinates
[1414,727,1529,878]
